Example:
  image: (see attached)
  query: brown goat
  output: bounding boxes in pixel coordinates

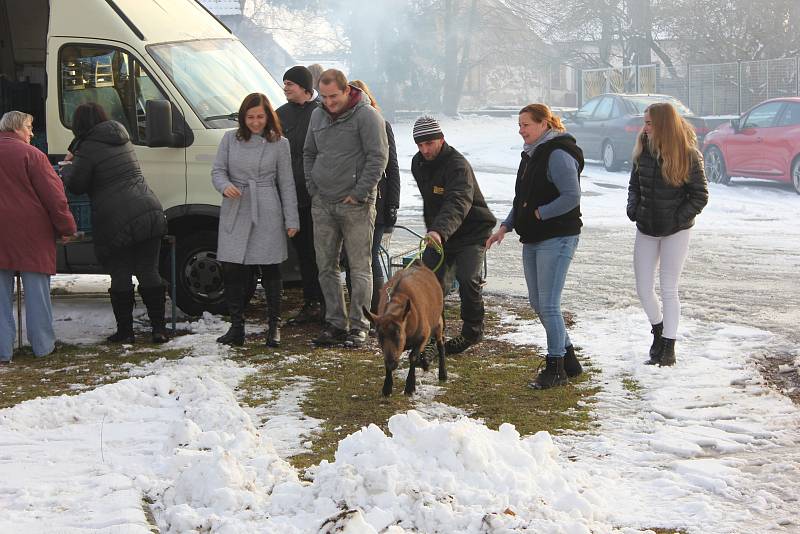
[364,262,446,396]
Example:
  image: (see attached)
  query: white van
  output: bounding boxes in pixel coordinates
[0,0,294,315]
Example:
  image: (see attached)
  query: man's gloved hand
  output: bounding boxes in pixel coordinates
[385,206,398,227]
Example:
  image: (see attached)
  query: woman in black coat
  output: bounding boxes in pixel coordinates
[349,80,400,314]
[627,102,708,367]
[62,103,168,343]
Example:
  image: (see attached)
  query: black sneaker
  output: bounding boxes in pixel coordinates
[445,334,479,355]
[345,329,367,348]
[288,300,322,325]
[313,324,348,346]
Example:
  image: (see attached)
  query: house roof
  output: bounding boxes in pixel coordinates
[198,0,241,16]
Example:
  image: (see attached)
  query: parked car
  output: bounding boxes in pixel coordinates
[702,97,800,194]
[561,93,710,171]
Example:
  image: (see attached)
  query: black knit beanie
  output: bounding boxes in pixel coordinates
[283,66,313,94]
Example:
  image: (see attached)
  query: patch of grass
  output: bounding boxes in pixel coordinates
[649,529,688,534]
[0,342,187,409]
[436,340,598,435]
[621,375,642,394]
[236,293,599,471]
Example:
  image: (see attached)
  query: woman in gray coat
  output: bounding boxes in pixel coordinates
[212,93,299,347]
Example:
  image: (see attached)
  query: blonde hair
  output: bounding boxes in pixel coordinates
[0,110,33,132]
[632,102,698,187]
[351,79,380,112]
[519,103,565,132]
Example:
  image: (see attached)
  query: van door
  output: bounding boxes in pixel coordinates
[51,40,187,270]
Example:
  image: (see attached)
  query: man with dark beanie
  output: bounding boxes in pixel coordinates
[276,65,324,324]
[412,116,496,355]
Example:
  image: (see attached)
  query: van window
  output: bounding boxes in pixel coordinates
[148,38,285,128]
[59,45,168,144]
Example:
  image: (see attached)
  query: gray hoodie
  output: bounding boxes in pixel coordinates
[303,88,389,203]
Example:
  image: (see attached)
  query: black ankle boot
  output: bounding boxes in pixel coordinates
[529,356,568,389]
[563,345,583,378]
[107,289,135,344]
[645,322,664,365]
[658,338,676,367]
[217,264,245,346]
[266,320,280,347]
[265,278,282,347]
[139,285,169,343]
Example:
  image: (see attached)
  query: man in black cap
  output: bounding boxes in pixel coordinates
[411,116,496,355]
[276,66,324,324]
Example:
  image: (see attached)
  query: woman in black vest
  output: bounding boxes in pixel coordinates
[486,104,584,389]
[627,103,708,367]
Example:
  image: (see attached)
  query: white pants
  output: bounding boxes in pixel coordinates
[633,229,691,339]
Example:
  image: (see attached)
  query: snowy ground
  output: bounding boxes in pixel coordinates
[1,115,799,533]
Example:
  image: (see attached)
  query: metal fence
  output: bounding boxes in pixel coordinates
[580,57,800,116]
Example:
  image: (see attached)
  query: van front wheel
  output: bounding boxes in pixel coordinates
[164,230,256,317]
[164,231,226,316]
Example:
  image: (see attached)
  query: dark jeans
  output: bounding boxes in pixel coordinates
[104,237,163,292]
[371,224,387,311]
[290,206,322,302]
[422,240,486,341]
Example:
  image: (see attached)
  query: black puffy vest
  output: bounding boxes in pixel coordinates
[513,136,584,244]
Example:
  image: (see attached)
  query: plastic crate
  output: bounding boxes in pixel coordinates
[67,193,93,234]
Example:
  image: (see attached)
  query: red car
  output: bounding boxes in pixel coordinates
[703,97,800,194]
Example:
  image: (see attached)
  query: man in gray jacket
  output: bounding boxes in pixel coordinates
[304,69,389,347]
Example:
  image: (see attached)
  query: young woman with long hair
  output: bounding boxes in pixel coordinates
[212,92,299,347]
[627,102,709,366]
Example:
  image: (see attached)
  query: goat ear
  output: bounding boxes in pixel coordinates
[363,306,377,324]
[402,300,412,320]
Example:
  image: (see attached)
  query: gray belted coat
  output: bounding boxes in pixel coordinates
[211,131,299,265]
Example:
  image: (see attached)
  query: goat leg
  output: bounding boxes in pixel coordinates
[382,368,393,396]
[404,349,418,395]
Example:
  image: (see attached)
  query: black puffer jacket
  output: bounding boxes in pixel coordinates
[62,121,166,260]
[375,121,400,227]
[411,142,496,247]
[626,143,708,237]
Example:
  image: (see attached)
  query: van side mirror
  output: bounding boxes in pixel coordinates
[730,118,741,132]
[146,99,180,147]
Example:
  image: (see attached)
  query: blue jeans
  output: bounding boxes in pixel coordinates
[0,270,56,360]
[522,236,579,357]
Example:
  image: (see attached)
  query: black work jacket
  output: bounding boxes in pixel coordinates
[411,143,496,247]
[277,96,319,208]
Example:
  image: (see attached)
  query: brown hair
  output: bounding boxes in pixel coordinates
[236,92,282,142]
[318,69,349,92]
[351,79,380,112]
[519,103,565,132]
[632,102,698,187]
[71,102,110,138]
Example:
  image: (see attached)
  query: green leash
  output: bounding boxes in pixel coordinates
[384,238,445,302]
[404,237,445,274]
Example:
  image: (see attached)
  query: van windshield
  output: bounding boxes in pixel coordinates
[148,39,285,128]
